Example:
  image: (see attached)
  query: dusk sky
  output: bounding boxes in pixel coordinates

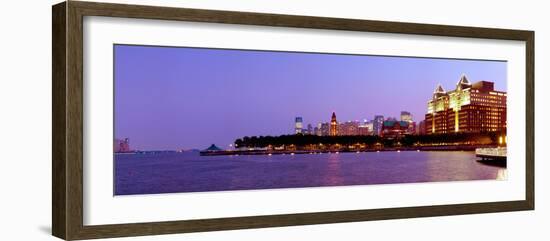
[114,45,507,151]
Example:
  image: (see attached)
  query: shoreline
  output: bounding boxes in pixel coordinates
[200,145,498,156]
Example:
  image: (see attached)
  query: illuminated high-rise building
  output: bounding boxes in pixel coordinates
[400,111,413,123]
[425,75,506,134]
[417,120,427,135]
[295,117,303,134]
[366,120,374,135]
[400,111,415,134]
[373,115,384,136]
[320,123,330,136]
[330,112,338,136]
[307,124,313,135]
[338,121,360,136]
[358,120,371,136]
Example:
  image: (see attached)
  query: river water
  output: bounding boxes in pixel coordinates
[114,151,506,195]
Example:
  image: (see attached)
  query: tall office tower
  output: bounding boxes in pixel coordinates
[295,117,303,134]
[320,123,330,136]
[373,115,384,136]
[400,111,413,123]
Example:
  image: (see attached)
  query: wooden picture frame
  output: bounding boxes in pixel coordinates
[52,1,534,240]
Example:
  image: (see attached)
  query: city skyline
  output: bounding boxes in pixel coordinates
[292,110,414,134]
[114,45,507,150]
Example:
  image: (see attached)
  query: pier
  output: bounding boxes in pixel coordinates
[475,147,507,161]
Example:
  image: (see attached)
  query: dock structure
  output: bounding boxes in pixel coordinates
[476,147,507,161]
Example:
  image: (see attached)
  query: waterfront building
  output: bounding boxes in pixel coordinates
[357,120,371,136]
[330,112,338,136]
[406,121,417,135]
[338,121,360,136]
[381,120,409,138]
[417,120,427,135]
[307,124,313,135]
[358,124,370,136]
[295,117,303,134]
[314,126,320,136]
[114,138,131,153]
[425,75,507,134]
[365,121,374,135]
[320,122,330,136]
[373,115,384,136]
[398,111,416,134]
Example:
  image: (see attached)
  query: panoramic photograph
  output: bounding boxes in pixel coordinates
[113,44,507,196]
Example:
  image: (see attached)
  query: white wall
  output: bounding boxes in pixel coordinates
[0,0,547,240]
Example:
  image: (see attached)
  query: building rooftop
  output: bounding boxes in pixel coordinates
[434,84,445,94]
[383,120,409,128]
[457,74,471,85]
[203,144,223,152]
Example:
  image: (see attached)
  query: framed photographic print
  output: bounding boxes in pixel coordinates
[52,1,534,240]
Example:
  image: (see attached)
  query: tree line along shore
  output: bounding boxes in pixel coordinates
[232,132,505,151]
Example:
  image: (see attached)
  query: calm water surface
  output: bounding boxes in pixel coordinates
[114,151,506,195]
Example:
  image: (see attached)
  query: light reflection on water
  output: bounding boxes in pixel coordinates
[324,153,343,186]
[115,151,506,195]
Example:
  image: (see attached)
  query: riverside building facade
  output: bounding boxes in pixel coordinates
[425,75,507,134]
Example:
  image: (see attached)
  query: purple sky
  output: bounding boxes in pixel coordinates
[114,45,506,151]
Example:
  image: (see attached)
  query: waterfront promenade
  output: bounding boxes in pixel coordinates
[200,144,498,156]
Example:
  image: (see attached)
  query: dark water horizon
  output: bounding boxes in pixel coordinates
[114,151,506,196]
